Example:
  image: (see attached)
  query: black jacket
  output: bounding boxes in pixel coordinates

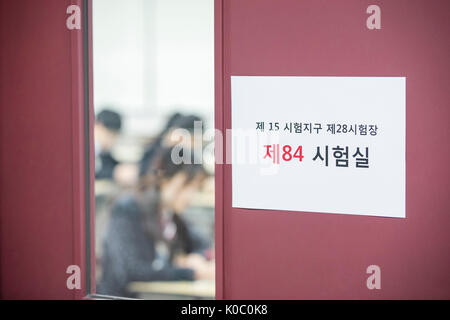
[95,151,119,180]
[97,194,208,297]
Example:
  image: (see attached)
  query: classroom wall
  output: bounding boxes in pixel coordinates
[92,0,214,137]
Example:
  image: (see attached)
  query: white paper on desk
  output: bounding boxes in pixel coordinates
[231,76,406,218]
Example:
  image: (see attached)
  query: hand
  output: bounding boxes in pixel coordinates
[176,253,215,281]
[113,163,138,187]
[173,253,204,268]
[193,260,215,281]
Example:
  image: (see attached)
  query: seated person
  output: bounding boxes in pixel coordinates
[97,147,214,297]
[94,109,122,180]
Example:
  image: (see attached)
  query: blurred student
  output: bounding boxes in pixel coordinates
[95,109,122,180]
[97,147,213,297]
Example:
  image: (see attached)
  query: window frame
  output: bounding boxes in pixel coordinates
[80,0,224,300]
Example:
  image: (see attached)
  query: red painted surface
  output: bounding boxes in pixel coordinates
[216,0,450,299]
[0,0,94,299]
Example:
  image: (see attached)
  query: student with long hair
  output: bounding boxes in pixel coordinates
[98,147,213,297]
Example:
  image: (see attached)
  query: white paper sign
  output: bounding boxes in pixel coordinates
[231,76,406,218]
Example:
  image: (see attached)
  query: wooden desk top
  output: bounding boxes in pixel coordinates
[128,280,215,299]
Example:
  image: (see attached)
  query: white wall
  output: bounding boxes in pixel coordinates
[93,0,214,137]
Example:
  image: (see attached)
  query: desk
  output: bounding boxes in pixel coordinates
[128,280,215,300]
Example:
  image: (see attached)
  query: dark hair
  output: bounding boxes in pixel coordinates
[171,114,203,133]
[96,109,122,132]
[137,146,207,239]
[140,146,206,191]
[163,113,183,133]
[139,113,204,177]
[156,113,203,145]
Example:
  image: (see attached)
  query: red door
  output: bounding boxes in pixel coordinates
[215,0,450,299]
[1,0,449,300]
[0,0,95,299]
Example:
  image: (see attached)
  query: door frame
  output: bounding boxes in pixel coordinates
[80,0,224,299]
[214,0,225,300]
[71,0,96,298]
